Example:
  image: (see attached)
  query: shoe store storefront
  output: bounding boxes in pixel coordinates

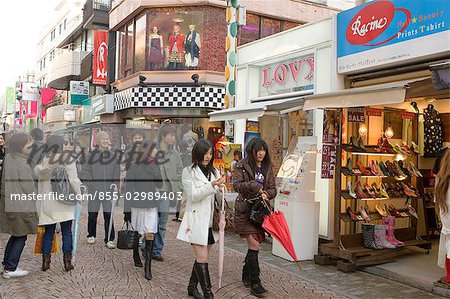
[312,0,450,292]
[209,17,343,260]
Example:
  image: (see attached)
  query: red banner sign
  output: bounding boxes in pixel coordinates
[401,111,415,119]
[366,108,382,117]
[93,30,108,85]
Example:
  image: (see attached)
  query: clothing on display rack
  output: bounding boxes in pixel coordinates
[148,27,164,69]
[423,104,444,158]
[184,25,201,69]
[168,25,185,70]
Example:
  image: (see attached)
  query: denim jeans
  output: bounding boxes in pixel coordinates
[42,221,73,254]
[152,199,170,257]
[2,235,27,271]
[87,199,115,243]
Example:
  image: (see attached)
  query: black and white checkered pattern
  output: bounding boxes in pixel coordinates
[114,86,225,111]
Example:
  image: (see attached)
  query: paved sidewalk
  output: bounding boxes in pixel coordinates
[0,205,344,299]
[0,204,445,299]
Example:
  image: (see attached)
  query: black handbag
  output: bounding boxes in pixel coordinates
[117,221,139,250]
[246,194,271,226]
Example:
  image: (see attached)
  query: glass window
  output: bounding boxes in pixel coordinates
[134,14,147,72]
[125,21,134,76]
[118,27,126,79]
[261,17,281,38]
[283,21,300,31]
[146,10,204,71]
[238,13,260,45]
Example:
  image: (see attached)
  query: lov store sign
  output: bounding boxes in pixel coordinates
[259,55,314,97]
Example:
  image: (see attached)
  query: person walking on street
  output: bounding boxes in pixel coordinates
[233,138,277,297]
[28,128,46,189]
[152,124,183,261]
[72,142,85,178]
[80,131,120,248]
[34,135,82,272]
[124,140,162,280]
[173,140,192,221]
[0,133,39,278]
[177,139,225,299]
[0,133,6,176]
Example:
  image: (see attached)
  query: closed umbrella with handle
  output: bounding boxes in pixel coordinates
[72,184,87,263]
[107,183,118,243]
[218,184,227,289]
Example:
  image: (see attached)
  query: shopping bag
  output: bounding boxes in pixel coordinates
[34,226,59,254]
[117,221,139,250]
[178,193,187,221]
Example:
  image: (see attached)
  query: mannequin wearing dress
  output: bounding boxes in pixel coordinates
[168,24,185,70]
[148,26,164,70]
[184,24,201,69]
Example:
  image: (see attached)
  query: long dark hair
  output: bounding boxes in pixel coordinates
[247,138,272,176]
[192,139,217,178]
[436,150,450,215]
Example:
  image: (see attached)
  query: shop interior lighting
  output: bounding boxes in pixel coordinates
[395,154,405,161]
[385,123,394,139]
[358,123,368,136]
[132,116,145,120]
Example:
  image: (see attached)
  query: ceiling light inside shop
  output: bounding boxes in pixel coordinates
[358,123,368,137]
[385,123,394,139]
[133,116,145,120]
[395,154,405,161]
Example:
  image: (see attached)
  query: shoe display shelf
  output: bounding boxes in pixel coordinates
[316,138,432,273]
[417,169,441,240]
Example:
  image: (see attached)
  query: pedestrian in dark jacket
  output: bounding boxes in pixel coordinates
[28,128,46,189]
[0,133,38,279]
[233,138,277,297]
[80,131,120,248]
[123,140,162,280]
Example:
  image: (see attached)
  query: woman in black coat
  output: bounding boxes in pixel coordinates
[124,140,162,281]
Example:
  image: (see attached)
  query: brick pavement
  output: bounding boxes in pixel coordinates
[0,204,346,299]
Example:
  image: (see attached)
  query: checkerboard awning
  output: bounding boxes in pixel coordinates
[114,86,225,111]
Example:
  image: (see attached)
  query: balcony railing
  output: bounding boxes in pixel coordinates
[47,50,90,89]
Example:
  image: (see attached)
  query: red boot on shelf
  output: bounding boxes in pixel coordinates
[382,216,405,247]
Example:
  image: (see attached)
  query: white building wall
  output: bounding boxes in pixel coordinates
[235,17,345,239]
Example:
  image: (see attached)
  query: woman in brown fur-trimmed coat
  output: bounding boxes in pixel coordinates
[233,138,277,298]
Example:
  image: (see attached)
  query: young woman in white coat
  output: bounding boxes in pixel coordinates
[35,135,81,272]
[436,150,450,284]
[177,140,225,299]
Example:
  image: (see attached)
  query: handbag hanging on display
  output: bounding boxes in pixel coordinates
[117,221,140,250]
[246,191,271,226]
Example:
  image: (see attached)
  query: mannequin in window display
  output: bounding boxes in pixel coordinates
[168,24,185,70]
[148,26,164,70]
[184,24,201,70]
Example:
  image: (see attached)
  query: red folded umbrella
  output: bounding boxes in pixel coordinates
[263,210,300,268]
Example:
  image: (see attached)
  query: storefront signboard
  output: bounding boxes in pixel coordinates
[125,119,155,129]
[93,30,108,85]
[92,94,114,115]
[259,55,314,97]
[70,81,90,105]
[366,108,383,117]
[321,110,340,179]
[21,83,39,101]
[348,107,365,122]
[337,0,450,74]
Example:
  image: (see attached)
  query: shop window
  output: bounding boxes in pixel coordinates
[134,14,147,72]
[118,28,126,79]
[145,10,205,71]
[125,21,134,74]
[261,17,282,38]
[238,13,260,45]
[283,21,300,31]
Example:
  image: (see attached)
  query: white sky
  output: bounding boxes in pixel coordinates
[0,0,60,95]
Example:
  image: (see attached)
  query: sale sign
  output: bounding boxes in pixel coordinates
[93,30,108,85]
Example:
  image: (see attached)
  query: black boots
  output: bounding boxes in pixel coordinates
[247,250,267,298]
[242,250,251,287]
[144,240,153,280]
[133,237,143,267]
[42,254,51,271]
[63,252,74,271]
[187,262,203,299]
[194,262,213,299]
